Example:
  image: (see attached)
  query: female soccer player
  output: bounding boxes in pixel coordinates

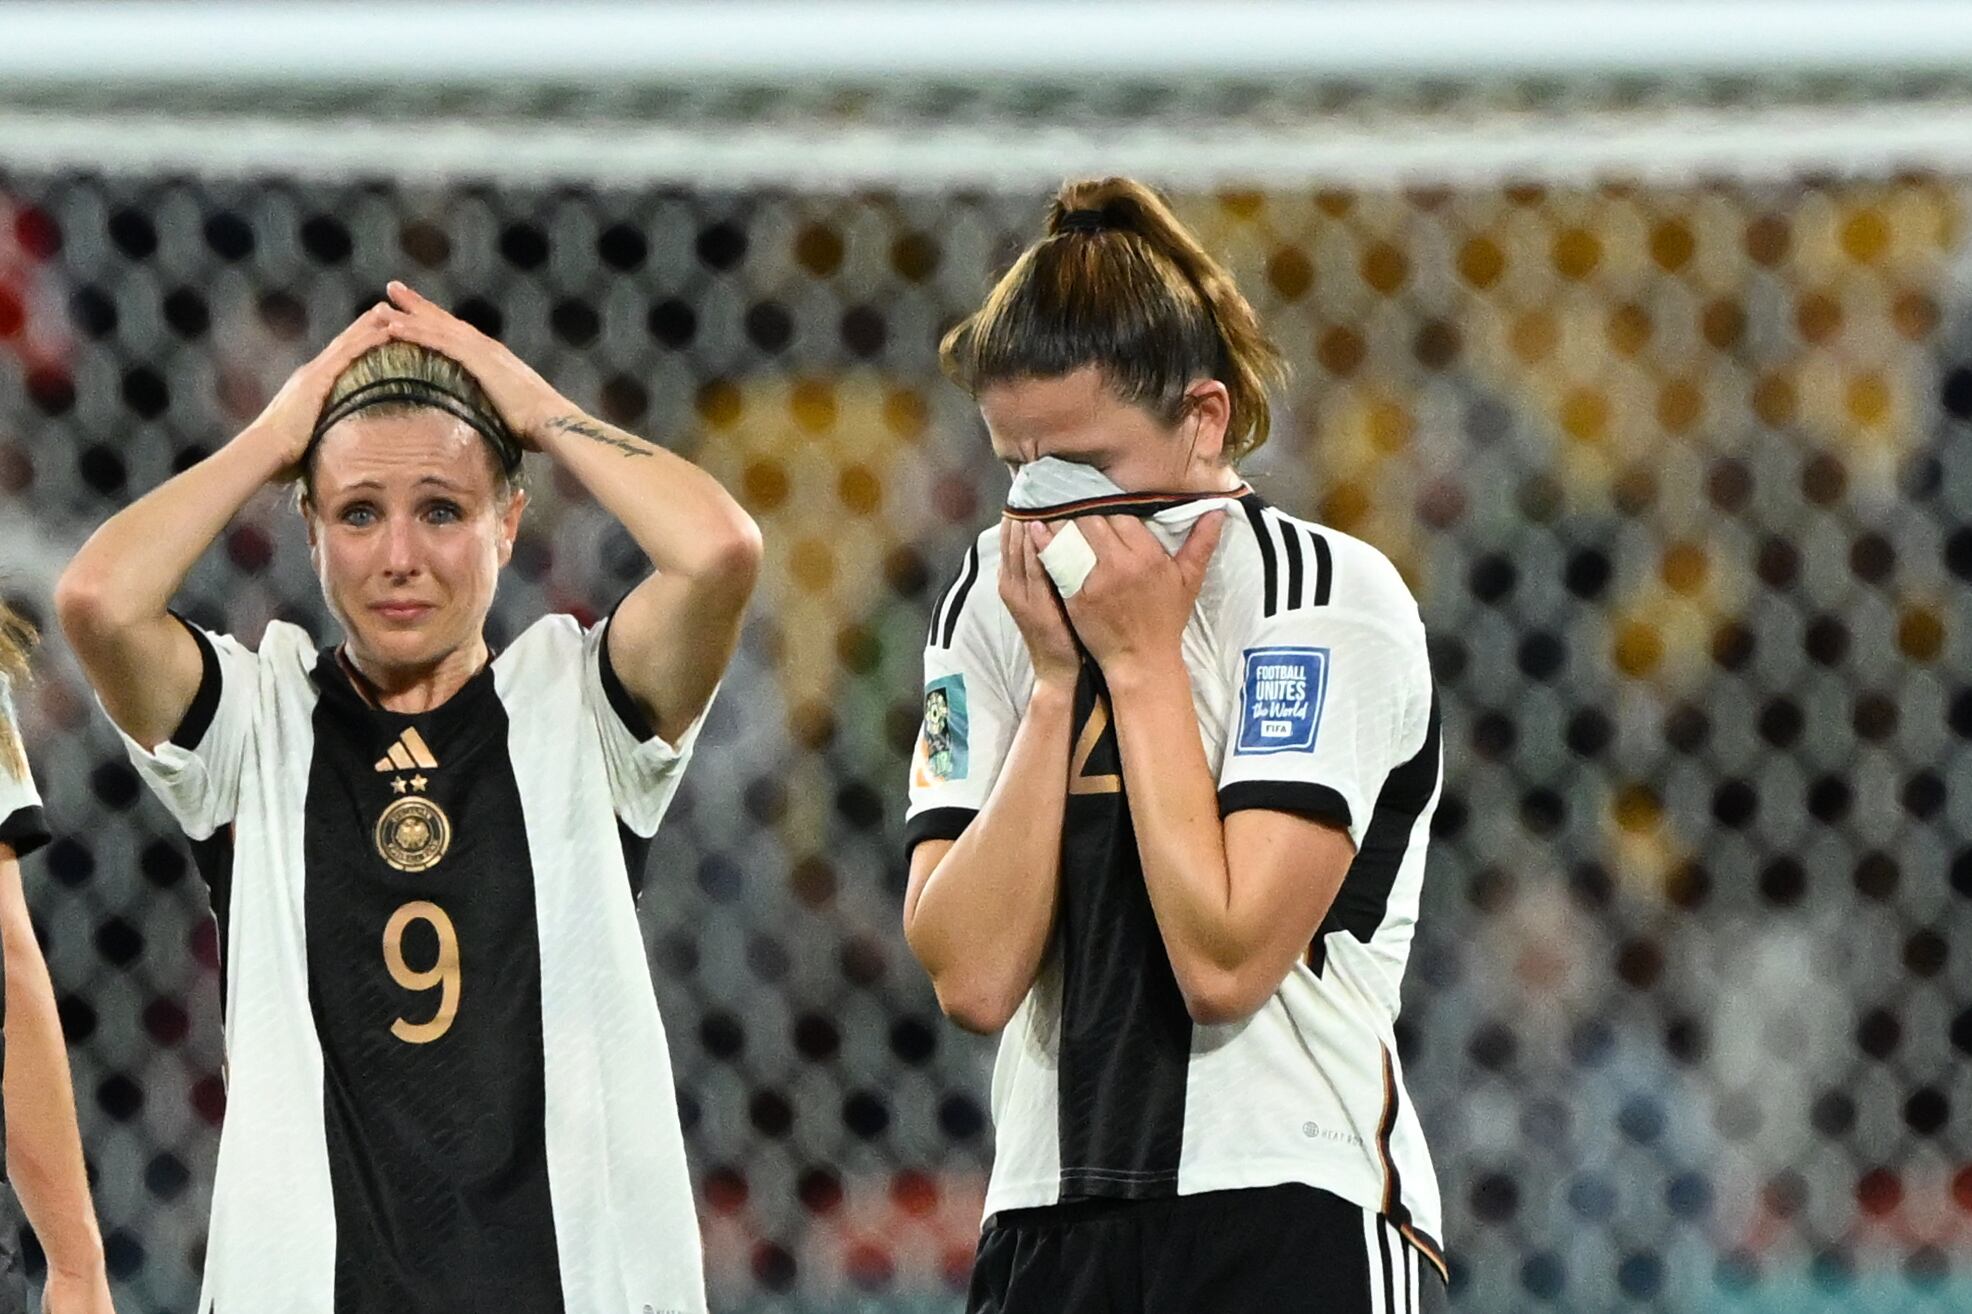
[57,283,759,1314]
[0,607,114,1314]
[903,180,1447,1313]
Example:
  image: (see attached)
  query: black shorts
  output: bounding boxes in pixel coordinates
[968,1184,1445,1314]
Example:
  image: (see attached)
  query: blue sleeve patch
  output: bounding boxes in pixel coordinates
[1235,646,1329,755]
[920,674,970,781]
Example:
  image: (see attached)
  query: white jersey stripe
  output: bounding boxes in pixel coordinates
[1263,508,1292,613]
[1306,523,1333,606]
[1276,509,1305,608]
[498,623,708,1314]
[1364,1210,1388,1314]
[111,623,341,1311]
[1237,495,1283,615]
[1397,1221,1414,1312]
[1407,1241,1421,1313]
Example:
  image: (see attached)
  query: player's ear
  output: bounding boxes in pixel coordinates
[298,490,320,550]
[497,487,528,565]
[1178,379,1231,467]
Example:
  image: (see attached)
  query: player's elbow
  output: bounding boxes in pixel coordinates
[703,512,765,591]
[53,561,128,646]
[1177,964,1275,1028]
[910,942,1024,1032]
[930,977,1023,1034]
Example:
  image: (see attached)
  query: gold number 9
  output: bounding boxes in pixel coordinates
[383,900,460,1044]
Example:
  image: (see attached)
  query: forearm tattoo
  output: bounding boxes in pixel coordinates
[546,413,652,458]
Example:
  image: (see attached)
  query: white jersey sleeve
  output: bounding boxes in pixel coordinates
[581,613,709,838]
[904,533,1020,853]
[112,615,260,841]
[1216,547,1432,851]
[0,680,51,859]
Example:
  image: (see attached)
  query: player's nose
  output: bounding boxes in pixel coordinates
[381,514,422,576]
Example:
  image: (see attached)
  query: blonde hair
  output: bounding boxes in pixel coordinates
[940,177,1287,462]
[306,342,520,499]
[0,601,36,781]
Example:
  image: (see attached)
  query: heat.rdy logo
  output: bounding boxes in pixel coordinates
[1235,646,1329,754]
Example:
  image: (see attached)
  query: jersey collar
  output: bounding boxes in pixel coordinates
[1003,454,1247,522]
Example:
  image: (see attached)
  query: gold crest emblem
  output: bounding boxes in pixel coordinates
[375,795,451,872]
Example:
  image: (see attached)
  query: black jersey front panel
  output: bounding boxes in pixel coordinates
[302,651,562,1314]
[1055,661,1193,1200]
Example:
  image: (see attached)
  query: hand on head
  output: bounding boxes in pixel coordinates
[252,282,573,482]
[249,300,402,472]
[380,281,566,448]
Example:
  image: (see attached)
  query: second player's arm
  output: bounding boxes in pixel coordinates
[1065,512,1354,1027]
[903,678,1074,1034]
[1103,657,1354,1026]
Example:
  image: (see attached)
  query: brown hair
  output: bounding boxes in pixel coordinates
[305,341,521,502]
[0,601,36,781]
[940,177,1287,462]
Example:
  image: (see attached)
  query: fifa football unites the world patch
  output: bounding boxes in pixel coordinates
[1235,646,1329,754]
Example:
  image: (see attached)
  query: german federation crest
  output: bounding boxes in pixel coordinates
[375,796,452,872]
[1236,646,1329,754]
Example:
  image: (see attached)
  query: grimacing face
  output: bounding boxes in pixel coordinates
[303,409,525,677]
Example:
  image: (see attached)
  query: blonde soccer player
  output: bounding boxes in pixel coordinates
[58,284,758,1314]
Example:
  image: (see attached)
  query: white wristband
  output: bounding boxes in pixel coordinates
[1036,520,1099,598]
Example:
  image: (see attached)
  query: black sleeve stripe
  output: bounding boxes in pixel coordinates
[1330,687,1442,944]
[932,544,981,649]
[904,805,976,855]
[167,611,224,751]
[0,804,50,860]
[1308,527,1333,607]
[1277,513,1305,610]
[598,607,659,743]
[1217,779,1353,831]
[1239,494,1279,618]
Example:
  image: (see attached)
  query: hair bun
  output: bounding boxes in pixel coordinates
[1055,208,1110,234]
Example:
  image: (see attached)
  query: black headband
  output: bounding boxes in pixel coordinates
[1056,208,1112,234]
[308,377,522,477]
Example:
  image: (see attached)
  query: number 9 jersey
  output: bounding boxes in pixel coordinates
[114,613,711,1314]
[905,493,1449,1283]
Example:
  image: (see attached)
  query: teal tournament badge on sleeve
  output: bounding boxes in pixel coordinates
[920,674,970,782]
[1236,646,1329,754]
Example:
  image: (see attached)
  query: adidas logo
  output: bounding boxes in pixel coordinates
[374,727,440,774]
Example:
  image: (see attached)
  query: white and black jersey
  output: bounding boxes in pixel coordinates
[0,685,49,867]
[116,614,709,1314]
[1,679,54,1185]
[906,493,1448,1281]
